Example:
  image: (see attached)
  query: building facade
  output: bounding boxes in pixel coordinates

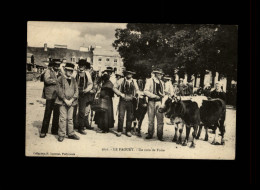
[92,48,125,75]
[27,43,93,71]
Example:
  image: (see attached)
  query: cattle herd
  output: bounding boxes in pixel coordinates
[158,95,226,148]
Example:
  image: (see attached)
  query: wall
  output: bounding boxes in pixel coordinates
[93,54,124,74]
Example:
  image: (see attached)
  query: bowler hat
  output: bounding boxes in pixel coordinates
[78,59,90,69]
[102,67,114,73]
[64,63,75,71]
[48,59,61,67]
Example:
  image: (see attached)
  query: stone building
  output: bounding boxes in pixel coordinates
[92,48,125,75]
[27,43,93,72]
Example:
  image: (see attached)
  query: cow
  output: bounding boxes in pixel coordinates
[132,79,148,137]
[158,95,200,148]
[196,98,226,145]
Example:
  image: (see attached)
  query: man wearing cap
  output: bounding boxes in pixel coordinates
[73,60,93,134]
[40,59,61,138]
[210,82,226,102]
[143,68,165,141]
[55,63,80,142]
[114,70,139,137]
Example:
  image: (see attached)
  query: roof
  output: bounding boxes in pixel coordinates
[27,46,93,67]
[93,48,120,57]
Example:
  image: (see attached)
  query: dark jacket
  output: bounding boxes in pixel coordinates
[55,76,79,106]
[75,71,93,102]
[41,68,59,100]
[210,90,226,102]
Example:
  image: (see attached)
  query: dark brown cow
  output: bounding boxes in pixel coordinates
[159,96,200,148]
[196,98,226,145]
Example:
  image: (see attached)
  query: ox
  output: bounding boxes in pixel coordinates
[196,98,226,145]
[158,95,200,148]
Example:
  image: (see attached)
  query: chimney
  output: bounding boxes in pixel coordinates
[44,43,47,51]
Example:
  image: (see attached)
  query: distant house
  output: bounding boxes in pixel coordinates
[27,43,93,73]
[92,48,125,75]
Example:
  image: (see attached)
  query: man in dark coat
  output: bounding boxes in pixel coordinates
[73,60,93,134]
[40,59,62,138]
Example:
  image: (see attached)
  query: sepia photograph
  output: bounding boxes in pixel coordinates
[26,21,237,159]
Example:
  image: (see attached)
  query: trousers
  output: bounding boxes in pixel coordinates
[41,99,59,134]
[147,100,164,138]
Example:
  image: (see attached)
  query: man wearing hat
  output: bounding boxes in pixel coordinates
[114,70,139,137]
[73,60,93,134]
[55,63,80,142]
[40,59,62,138]
[143,68,165,141]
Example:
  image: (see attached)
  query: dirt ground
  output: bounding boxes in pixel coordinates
[26,81,236,159]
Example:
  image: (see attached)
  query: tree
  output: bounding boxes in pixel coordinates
[113,24,237,91]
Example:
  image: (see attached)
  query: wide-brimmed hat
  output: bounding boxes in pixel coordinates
[102,67,114,73]
[123,70,136,75]
[48,59,61,67]
[152,68,164,75]
[64,63,75,71]
[78,59,90,69]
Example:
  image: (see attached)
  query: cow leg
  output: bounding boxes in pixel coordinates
[212,124,220,145]
[182,125,190,146]
[204,126,209,141]
[137,111,146,137]
[219,120,225,145]
[190,125,198,148]
[172,125,178,142]
[177,123,183,144]
[196,124,203,139]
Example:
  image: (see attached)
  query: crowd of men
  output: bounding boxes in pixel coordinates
[39,58,228,142]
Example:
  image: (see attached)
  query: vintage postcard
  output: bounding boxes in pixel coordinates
[26,21,237,159]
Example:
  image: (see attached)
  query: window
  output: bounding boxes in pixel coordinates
[114,59,117,62]
[106,58,110,62]
[98,57,102,62]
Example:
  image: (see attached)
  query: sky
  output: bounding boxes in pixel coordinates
[27,21,127,50]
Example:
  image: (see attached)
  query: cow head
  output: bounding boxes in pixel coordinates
[159,95,185,120]
[158,95,172,114]
[158,95,181,117]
